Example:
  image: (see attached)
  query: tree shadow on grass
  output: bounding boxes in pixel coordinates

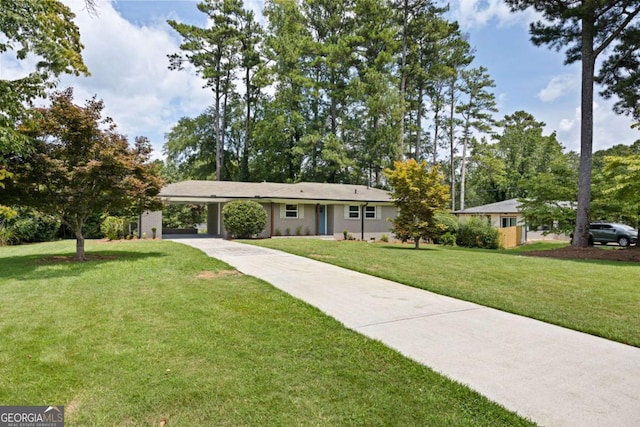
[0,250,167,282]
[376,244,442,252]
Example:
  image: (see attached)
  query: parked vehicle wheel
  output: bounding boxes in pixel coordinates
[618,236,630,247]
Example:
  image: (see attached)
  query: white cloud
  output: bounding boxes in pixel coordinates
[538,75,578,102]
[450,0,536,30]
[541,99,639,153]
[56,0,211,157]
[558,118,575,132]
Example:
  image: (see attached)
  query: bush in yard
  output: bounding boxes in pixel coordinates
[432,212,459,246]
[2,208,61,244]
[101,216,125,240]
[222,200,267,239]
[456,217,500,249]
[438,232,457,246]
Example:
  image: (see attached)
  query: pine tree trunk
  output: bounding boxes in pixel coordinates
[433,107,440,165]
[241,66,251,182]
[398,0,409,160]
[416,84,423,160]
[460,133,468,211]
[449,79,456,211]
[573,16,596,247]
[215,88,222,182]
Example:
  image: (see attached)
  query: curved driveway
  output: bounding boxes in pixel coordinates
[171,237,640,427]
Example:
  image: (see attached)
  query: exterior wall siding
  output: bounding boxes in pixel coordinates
[272,204,316,236]
[457,213,524,228]
[139,211,162,239]
[331,204,396,240]
[268,203,396,239]
[159,201,397,240]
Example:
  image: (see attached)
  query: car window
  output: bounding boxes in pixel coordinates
[589,224,601,230]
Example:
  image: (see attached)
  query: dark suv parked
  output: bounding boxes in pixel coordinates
[588,222,638,247]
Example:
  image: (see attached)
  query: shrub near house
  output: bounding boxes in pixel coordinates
[456,218,500,249]
[222,200,267,238]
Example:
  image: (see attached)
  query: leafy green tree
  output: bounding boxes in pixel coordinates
[600,155,640,228]
[162,204,206,229]
[464,137,506,207]
[518,151,579,236]
[3,89,163,260]
[0,0,89,154]
[591,143,640,226]
[0,0,90,220]
[464,112,579,235]
[164,109,217,180]
[495,111,566,199]
[505,0,640,247]
[385,159,450,249]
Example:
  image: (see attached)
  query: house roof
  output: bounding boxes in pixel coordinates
[454,198,522,215]
[159,180,394,204]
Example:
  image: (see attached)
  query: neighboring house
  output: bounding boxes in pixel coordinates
[454,198,524,228]
[142,180,397,240]
[454,198,569,246]
[454,198,526,247]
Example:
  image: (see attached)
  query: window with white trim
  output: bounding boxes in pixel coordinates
[280,204,304,219]
[501,216,517,227]
[364,205,378,219]
[285,204,298,218]
[346,205,360,219]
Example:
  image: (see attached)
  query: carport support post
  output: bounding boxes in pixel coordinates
[361,203,367,240]
[270,203,275,237]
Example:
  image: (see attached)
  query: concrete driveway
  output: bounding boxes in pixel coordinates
[170,237,640,427]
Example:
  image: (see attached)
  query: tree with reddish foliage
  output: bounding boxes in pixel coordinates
[3,89,163,260]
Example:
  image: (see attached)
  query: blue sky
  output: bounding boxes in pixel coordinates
[5,0,638,159]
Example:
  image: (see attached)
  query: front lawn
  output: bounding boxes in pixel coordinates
[0,240,532,426]
[246,239,640,347]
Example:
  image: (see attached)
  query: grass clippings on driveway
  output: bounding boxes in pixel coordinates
[0,240,532,426]
[246,239,640,347]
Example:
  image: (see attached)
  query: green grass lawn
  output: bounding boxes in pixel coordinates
[246,239,640,348]
[0,240,532,426]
